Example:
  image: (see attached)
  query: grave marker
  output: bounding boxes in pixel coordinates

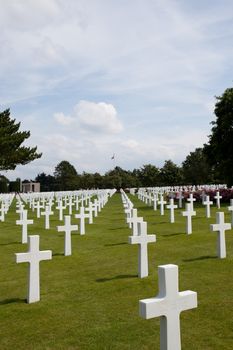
[56,200,66,221]
[75,206,89,235]
[129,221,156,278]
[210,212,231,258]
[158,195,167,216]
[16,210,33,244]
[127,209,143,235]
[15,235,52,303]
[181,203,196,235]
[203,195,213,218]
[57,216,78,256]
[139,264,197,350]
[41,205,54,229]
[0,203,5,222]
[214,191,222,209]
[187,193,196,211]
[166,199,177,223]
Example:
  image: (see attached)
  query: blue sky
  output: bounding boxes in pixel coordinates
[1,0,233,180]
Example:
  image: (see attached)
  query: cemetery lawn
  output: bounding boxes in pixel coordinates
[0,193,233,349]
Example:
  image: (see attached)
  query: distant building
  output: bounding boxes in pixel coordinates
[22,182,40,193]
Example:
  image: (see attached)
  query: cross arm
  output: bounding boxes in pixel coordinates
[178,291,197,312]
[15,252,31,264]
[39,250,52,261]
[139,297,165,319]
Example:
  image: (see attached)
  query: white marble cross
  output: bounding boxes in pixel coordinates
[56,200,66,221]
[93,199,99,217]
[68,197,74,215]
[15,235,52,303]
[228,199,233,227]
[57,216,78,256]
[75,196,80,211]
[0,203,5,222]
[75,206,89,235]
[129,221,156,278]
[41,205,54,229]
[34,201,44,219]
[139,264,197,350]
[86,202,95,224]
[181,203,196,235]
[16,210,34,243]
[210,212,231,258]
[16,203,24,220]
[158,195,167,216]
[127,209,143,235]
[214,191,222,209]
[187,193,196,211]
[96,199,101,213]
[166,199,178,223]
[177,191,183,209]
[203,195,213,218]
[152,193,158,211]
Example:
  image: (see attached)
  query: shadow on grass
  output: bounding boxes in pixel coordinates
[183,255,217,262]
[163,232,184,237]
[0,242,20,246]
[105,242,127,247]
[0,298,26,305]
[53,253,64,257]
[109,227,127,231]
[96,274,138,282]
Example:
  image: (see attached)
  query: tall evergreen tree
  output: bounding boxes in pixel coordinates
[204,88,233,186]
[0,109,42,170]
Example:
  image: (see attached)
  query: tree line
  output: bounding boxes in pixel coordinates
[0,87,233,191]
[32,153,211,191]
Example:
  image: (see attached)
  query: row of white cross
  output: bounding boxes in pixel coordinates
[0,194,14,222]
[122,188,233,350]
[137,189,233,235]
[121,189,197,350]
[2,190,116,304]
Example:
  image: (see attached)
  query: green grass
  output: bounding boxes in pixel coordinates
[0,193,233,349]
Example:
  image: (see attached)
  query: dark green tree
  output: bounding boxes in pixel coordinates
[93,172,104,189]
[79,172,95,189]
[103,173,122,189]
[138,164,160,187]
[104,166,139,188]
[159,160,183,185]
[54,161,78,190]
[0,175,9,193]
[35,172,56,192]
[204,88,233,186]
[182,148,213,185]
[0,109,42,170]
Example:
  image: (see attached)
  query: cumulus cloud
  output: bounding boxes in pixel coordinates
[54,100,123,134]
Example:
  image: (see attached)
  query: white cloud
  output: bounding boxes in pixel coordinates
[54,100,123,134]
[74,100,123,133]
[54,112,74,126]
